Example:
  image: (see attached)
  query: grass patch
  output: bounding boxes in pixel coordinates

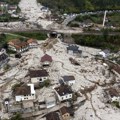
[73,12,120,27]
[5,34,23,42]
[72,33,120,52]
[15,32,47,40]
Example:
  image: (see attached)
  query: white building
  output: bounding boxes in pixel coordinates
[98,49,110,58]
[29,70,49,84]
[8,39,29,53]
[15,84,36,102]
[45,96,56,108]
[62,76,75,86]
[54,85,73,102]
[40,54,53,67]
[27,39,38,48]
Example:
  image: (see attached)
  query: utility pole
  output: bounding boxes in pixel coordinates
[103,10,107,27]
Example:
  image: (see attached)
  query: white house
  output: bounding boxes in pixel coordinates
[67,45,82,56]
[98,49,110,58]
[8,39,29,53]
[40,54,53,67]
[54,85,73,102]
[29,70,49,84]
[27,39,38,48]
[14,84,36,102]
[45,96,56,108]
[62,76,75,86]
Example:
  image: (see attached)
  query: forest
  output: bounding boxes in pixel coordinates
[37,0,120,13]
[1,0,21,5]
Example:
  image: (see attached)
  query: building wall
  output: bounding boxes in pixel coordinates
[62,113,70,120]
[29,43,38,48]
[56,92,73,101]
[31,76,48,83]
[8,45,29,53]
[15,94,35,102]
[67,80,75,86]
[42,61,51,66]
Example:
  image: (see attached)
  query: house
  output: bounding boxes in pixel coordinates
[27,39,38,48]
[40,54,53,67]
[29,70,49,84]
[60,106,74,120]
[67,45,82,56]
[8,39,29,53]
[54,85,73,102]
[45,96,56,108]
[107,88,120,103]
[46,112,60,120]
[59,106,70,120]
[0,49,9,68]
[41,7,49,12]
[62,76,75,86]
[98,49,110,58]
[14,84,36,102]
[8,5,17,13]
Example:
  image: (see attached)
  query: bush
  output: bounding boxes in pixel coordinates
[4,64,10,71]
[39,80,51,88]
[112,101,120,108]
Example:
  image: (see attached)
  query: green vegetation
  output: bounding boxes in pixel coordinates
[112,101,120,108]
[72,30,120,52]
[3,0,21,5]
[12,83,23,94]
[37,0,120,13]
[5,34,23,42]
[10,113,23,120]
[68,22,80,27]
[4,64,10,71]
[74,14,103,24]
[0,15,20,22]
[39,80,51,88]
[15,32,47,40]
[72,12,120,27]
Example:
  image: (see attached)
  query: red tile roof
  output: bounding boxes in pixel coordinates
[41,54,53,62]
[27,39,38,44]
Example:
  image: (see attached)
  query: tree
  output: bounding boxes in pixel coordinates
[10,113,23,120]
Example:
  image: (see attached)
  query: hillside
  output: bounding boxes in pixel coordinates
[37,0,120,13]
[2,0,21,5]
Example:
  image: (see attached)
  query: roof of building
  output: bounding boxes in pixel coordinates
[29,70,49,78]
[60,106,69,115]
[8,39,21,45]
[15,85,31,96]
[46,112,60,120]
[8,39,28,49]
[67,45,82,53]
[108,88,119,97]
[55,85,72,96]
[103,49,110,54]
[41,54,53,62]
[62,76,75,82]
[0,53,8,62]
[27,39,38,44]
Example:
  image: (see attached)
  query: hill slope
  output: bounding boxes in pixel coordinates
[37,0,120,13]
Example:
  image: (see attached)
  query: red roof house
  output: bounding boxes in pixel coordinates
[41,54,53,62]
